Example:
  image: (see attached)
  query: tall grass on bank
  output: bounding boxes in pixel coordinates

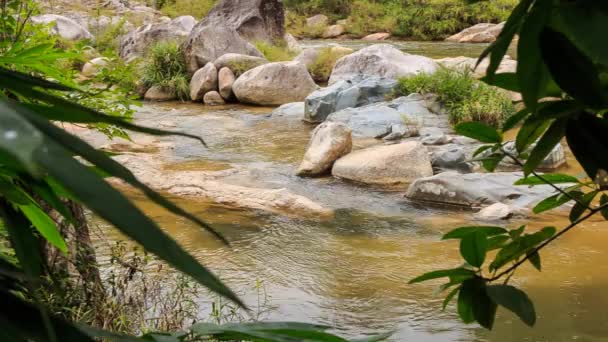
[308,47,351,82]
[158,0,217,19]
[141,41,190,100]
[396,68,515,127]
[254,40,296,62]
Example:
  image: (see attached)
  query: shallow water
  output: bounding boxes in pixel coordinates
[95,47,605,340]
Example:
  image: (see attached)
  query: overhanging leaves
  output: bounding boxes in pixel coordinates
[486,285,536,327]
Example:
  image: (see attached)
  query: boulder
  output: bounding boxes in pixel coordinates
[232,62,317,105]
[406,171,565,209]
[144,86,175,101]
[382,124,418,141]
[446,22,505,43]
[430,144,473,173]
[297,122,352,177]
[203,91,226,105]
[119,16,195,61]
[294,48,321,67]
[81,57,109,77]
[189,63,218,102]
[304,76,398,123]
[306,14,329,27]
[332,141,433,185]
[31,14,93,41]
[420,127,450,145]
[284,33,302,53]
[182,26,264,73]
[182,0,284,72]
[328,44,438,84]
[474,203,513,221]
[218,67,236,99]
[498,141,566,171]
[327,93,448,138]
[213,53,268,75]
[323,24,345,38]
[272,102,305,118]
[362,32,391,41]
[436,55,517,78]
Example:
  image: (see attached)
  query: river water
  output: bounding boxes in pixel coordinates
[94,41,608,341]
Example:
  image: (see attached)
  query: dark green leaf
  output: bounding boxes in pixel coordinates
[529,100,582,122]
[600,194,608,220]
[533,191,582,214]
[569,191,597,222]
[442,226,507,240]
[443,286,461,311]
[517,0,553,112]
[528,251,541,271]
[486,285,536,326]
[509,225,525,239]
[473,144,496,158]
[0,201,43,278]
[523,118,568,175]
[0,66,75,91]
[457,280,475,324]
[455,122,502,144]
[514,174,579,185]
[478,0,534,80]
[565,113,608,180]
[409,268,476,284]
[460,231,487,268]
[515,117,551,153]
[19,202,67,254]
[501,108,529,132]
[481,153,505,172]
[539,28,607,108]
[482,73,520,92]
[472,280,497,330]
[487,235,510,251]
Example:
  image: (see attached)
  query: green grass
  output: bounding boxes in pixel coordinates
[395,68,515,127]
[285,0,517,40]
[254,40,295,62]
[141,41,190,101]
[308,47,351,82]
[158,0,217,19]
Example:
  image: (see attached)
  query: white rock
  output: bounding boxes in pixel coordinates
[31,14,93,41]
[474,203,513,221]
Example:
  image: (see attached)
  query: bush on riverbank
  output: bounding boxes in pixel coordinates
[254,40,295,62]
[308,47,351,82]
[141,41,190,100]
[396,68,514,127]
[286,0,517,40]
[158,0,217,19]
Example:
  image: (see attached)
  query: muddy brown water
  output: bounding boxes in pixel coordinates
[93,43,607,341]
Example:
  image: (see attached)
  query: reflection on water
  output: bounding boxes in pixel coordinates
[95,48,605,340]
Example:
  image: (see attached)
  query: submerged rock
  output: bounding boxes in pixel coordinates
[190,62,218,101]
[328,44,438,84]
[332,141,433,185]
[232,62,317,105]
[297,122,352,177]
[32,14,93,41]
[272,102,305,118]
[304,76,398,123]
[406,171,565,209]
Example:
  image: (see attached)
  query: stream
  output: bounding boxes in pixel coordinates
[92,41,608,341]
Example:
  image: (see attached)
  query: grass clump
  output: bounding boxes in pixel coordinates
[254,40,296,62]
[396,68,515,127]
[141,41,190,101]
[308,47,351,82]
[158,0,217,19]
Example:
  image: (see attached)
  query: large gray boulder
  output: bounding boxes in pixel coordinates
[297,122,352,177]
[213,53,268,75]
[182,0,284,73]
[332,141,433,186]
[326,93,448,138]
[406,171,564,209]
[31,14,93,41]
[119,16,195,61]
[232,62,317,105]
[304,76,398,123]
[189,63,218,102]
[446,22,505,43]
[328,44,439,84]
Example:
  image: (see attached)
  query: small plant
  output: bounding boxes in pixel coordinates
[396,68,515,127]
[254,40,295,62]
[160,0,217,19]
[308,47,351,82]
[141,40,191,101]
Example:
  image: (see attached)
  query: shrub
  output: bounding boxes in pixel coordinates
[159,0,217,19]
[308,47,351,82]
[92,18,129,55]
[395,68,515,127]
[254,40,295,62]
[141,41,190,101]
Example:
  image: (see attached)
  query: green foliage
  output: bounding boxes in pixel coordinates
[413,0,608,331]
[396,68,515,127]
[285,0,517,40]
[159,0,217,19]
[91,18,129,55]
[254,40,296,62]
[141,41,190,101]
[308,47,351,82]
